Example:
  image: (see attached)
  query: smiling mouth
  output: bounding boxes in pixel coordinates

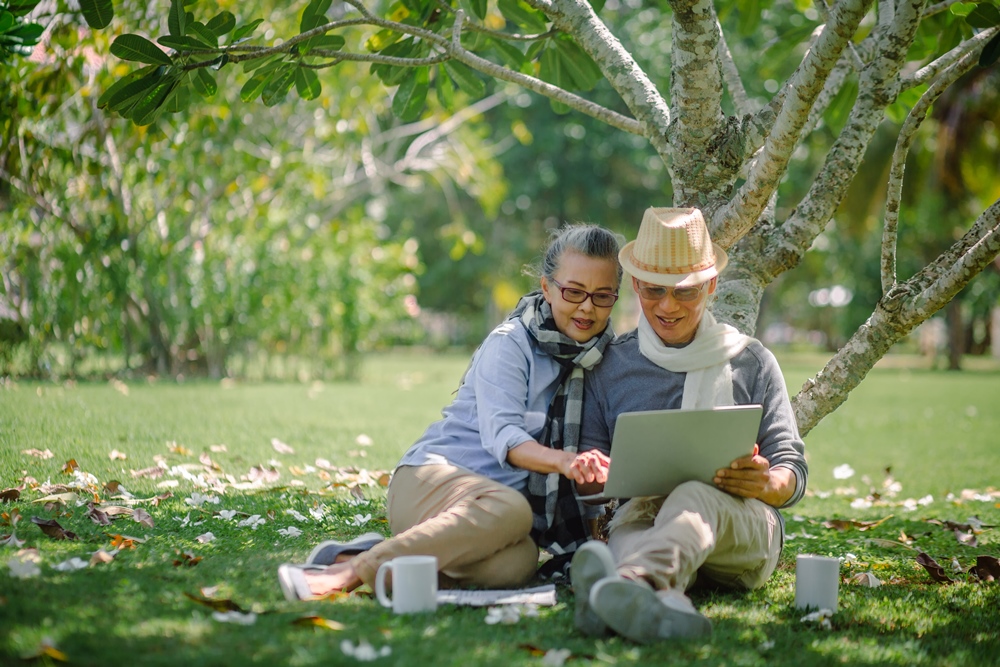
[657,315,681,326]
[573,318,594,329]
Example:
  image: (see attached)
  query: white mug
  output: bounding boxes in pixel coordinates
[795,554,840,612]
[375,555,438,614]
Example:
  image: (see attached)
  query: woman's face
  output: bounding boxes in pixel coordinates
[634,276,717,346]
[540,251,620,343]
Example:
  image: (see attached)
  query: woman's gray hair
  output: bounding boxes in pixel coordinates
[528,223,624,286]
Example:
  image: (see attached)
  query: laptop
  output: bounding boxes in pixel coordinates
[579,404,763,501]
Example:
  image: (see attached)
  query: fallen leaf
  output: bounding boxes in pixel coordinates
[132,508,154,528]
[954,530,977,547]
[271,438,295,454]
[248,466,280,484]
[168,442,193,456]
[848,572,882,587]
[969,555,1000,582]
[173,550,202,567]
[22,449,54,459]
[292,615,346,631]
[149,492,174,506]
[102,506,135,518]
[103,481,123,494]
[130,466,164,479]
[109,534,137,550]
[61,459,80,474]
[210,444,228,453]
[184,591,245,612]
[1,508,21,527]
[0,488,20,503]
[32,493,77,506]
[86,504,112,526]
[20,637,67,662]
[90,549,117,565]
[196,532,215,544]
[518,644,548,657]
[916,552,955,584]
[157,480,179,488]
[377,473,391,487]
[109,450,127,460]
[31,517,78,541]
[822,515,893,532]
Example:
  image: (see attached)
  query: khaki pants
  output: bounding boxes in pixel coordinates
[608,481,781,592]
[351,464,539,589]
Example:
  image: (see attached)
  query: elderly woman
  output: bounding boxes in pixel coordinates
[279,223,623,600]
[570,207,808,643]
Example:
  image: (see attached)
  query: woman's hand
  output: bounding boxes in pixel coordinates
[565,449,610,485]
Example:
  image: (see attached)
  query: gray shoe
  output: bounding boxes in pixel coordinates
[305,531,385,566]
[570,542,618,636]
[590,578,712,643]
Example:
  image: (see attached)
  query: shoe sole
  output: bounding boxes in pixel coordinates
[571,542,617,636]
[591,579,712,643]
[305,532,385,566]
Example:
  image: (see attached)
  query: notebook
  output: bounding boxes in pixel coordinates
[578,404,763,501]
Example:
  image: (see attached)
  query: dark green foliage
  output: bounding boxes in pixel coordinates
[77,0,113,29]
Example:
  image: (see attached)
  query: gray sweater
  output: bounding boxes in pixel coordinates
[579,329,808,509]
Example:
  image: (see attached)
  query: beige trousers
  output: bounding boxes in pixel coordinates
[608,480,781,592]
[351,464,539,589]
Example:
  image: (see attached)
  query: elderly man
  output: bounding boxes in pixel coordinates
[571,207,808,643]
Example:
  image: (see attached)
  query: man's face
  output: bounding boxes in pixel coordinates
[633,276,717,346]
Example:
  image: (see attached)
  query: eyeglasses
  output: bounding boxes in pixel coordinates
[635,281,707,302]
[550,279,619,308]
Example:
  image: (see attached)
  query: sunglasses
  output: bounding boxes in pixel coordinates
[550,279,619,308]
[635,281,707,302]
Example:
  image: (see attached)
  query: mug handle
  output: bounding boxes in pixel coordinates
[375,562,394,608]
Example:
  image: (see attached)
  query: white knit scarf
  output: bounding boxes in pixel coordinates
[636,309,752,408]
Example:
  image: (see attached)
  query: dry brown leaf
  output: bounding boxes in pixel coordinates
[955,530,978,547]
[31,517,78,540]
[292,615,346,631]
[90,549,117,565]
[86,504,112,526]
[377,473,391,487]
[1,488,21,503]
[167,442,193,456]
[969,556,1000,582]
[916,552,955,584]
[109,534,137,550]
[22,448,54,459]
[61,459,80,474]
[132,508,154,528]
[349,485,366,502]
[130,466,164,479]
[1,508,21,527]
[184,591,244,612]
[317,470,331,481]
[32,492,77,506]
[173,550,202,567]
[248,466,280,484]
[288,466,307,476]
[822,515,893,532]
[518,644,548,657]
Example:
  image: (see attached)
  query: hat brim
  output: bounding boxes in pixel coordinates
[618,242,728,287]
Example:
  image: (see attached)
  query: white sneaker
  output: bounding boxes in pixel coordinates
[589,578,712,643]
[570,542,618,636]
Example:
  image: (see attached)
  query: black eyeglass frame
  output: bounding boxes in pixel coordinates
[549,279,619,308]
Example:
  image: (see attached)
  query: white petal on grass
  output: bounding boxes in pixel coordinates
[355,434,374,447]
[285,509,308,522]
[157,480,179,489]
[850,498,873,510]
[196,532,216,543]
[278,526,302,538]
[833,464,855,480]
[238,515,265,530]
[8,553,41,579]
[212,610,257,625]
[542,648,572,667]
[174,512,192,527]
[308,507,327,521]
[839,553,858,565]
[341,640,391,661]
[918,494,934,506]
[271,438,295,454]
[848,572,882,587]
[800,609,833,630]
[484,606,523,625]
[185,492,220,507]
[217,510,238,521]
[52,557,89,571]
[347,514,372,527]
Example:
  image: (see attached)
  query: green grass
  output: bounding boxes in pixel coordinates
[1,351,999,667]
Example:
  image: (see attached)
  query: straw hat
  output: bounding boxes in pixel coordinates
[618,207,728,287]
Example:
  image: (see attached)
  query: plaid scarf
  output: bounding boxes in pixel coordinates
[511,292,615,556]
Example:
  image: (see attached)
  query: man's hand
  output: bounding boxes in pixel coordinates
[566,449,610,485]
[713,444,796,507]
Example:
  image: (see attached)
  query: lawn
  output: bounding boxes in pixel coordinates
[1,350,999,667]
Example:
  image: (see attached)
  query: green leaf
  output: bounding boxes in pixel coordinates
[366,28,402,52]
[78,0,113,29]
[435,64,455,111]
[262,66,296,106]
[110,34,174,66]
[885,84,925,125]
[0,12,14,34]
[588,0,606,12]
[391,67,429,121]
[469,0,487,20]
[554,38,601,91]
[240,72,272,102]
[488,37,526,69]
[131,76,181,125]
[442,59,485,97]
[966,3,1000,28]
[538,46,565,88]
[232,18,264,42]
[2,22,43,46]
[497,0,548,32]
[371,39,419,85]
[168,0,186,37]
[301,0,333,32]
[950,2,978,17]
[97,64,157,108]
[158,35,215,51]
[5,1,41,18]
[164,83,192,114]
[981,31,1000,67]
[737,0,761,35]
[206,11,236,36]
[242,54,282,74]
[192,68,218,97]
[294,67,322,99]
[104,69,165,114]
[188,21,218,46]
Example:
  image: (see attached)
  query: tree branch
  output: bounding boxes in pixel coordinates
[901,28,1000,89]
[881,48,980,293]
